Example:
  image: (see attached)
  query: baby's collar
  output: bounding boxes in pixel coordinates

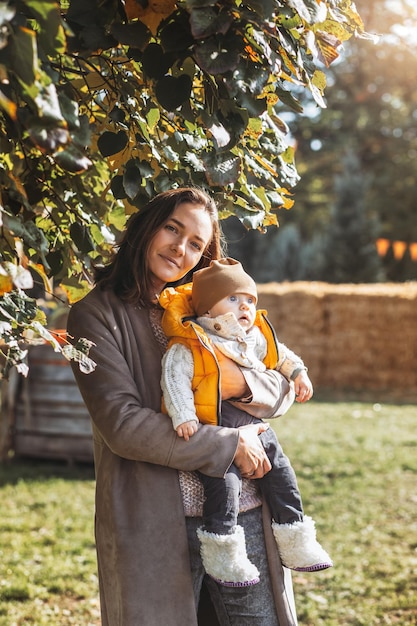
[196,312,247,340]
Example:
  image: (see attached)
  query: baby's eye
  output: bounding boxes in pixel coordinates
[229,295,238,302]
[247,297,254,304]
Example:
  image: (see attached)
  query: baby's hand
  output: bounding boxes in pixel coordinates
[294,370,313,403]
[176,421,198,441]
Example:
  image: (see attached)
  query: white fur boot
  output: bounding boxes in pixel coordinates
[197,525,260,587]
[272,516,333,572]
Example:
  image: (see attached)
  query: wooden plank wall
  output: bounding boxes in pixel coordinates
[7,345,93,463]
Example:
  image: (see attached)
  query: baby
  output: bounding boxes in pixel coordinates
[160,258,332,587]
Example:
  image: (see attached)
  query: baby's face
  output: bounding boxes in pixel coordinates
[208,292,257,330]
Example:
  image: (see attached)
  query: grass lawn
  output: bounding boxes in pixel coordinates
[0,401,416,625]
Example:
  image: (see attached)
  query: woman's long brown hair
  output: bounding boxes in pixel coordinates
[95,188,226,307]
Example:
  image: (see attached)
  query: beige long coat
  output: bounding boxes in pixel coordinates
[67,286,298,626]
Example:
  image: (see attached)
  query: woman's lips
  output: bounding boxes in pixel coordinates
[160,254,180,269]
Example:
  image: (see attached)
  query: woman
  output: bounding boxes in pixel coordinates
[67,188,298,626]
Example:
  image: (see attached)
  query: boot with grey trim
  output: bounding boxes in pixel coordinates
[272,516,333,572]
[197,525,260,587]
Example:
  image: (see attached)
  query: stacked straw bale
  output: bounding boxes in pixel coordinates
[257,282,417,403]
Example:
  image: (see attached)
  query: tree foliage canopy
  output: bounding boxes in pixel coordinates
[0,0,364,376]
[223,0,417,286]
[283,0,417,243]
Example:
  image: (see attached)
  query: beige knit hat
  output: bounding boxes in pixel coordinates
[192,258,257,316]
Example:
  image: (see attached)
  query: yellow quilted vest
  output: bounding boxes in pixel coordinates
[159,283,280,426]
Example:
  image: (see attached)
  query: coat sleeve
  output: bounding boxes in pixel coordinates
[231,368,296,419]
[67,294,238,478]
[229,326,296,420]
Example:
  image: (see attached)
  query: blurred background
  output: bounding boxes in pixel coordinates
[223,0,417,285]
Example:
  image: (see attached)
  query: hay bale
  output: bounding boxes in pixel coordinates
[257,282,417,402]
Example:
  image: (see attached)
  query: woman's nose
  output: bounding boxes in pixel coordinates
[171,238,185,254]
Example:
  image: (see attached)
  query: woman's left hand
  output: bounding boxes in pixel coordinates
[214,346,250,401]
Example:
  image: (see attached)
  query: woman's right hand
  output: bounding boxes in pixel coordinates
[233,423,272,479]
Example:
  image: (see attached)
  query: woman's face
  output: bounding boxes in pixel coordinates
[147,202,214,294]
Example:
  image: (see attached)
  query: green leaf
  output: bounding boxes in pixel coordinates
[141,43,174,79]
[109,106,126,124]
[201,150,241,186]
[244,0,276,19]
[70,222,95,253]
[190,7,233,39]
[155,74,192,111]
[0,291,38,325]
[123,160,143,200]
[146,107,160,132]
[236,93,267,118]
[206,120,230,149]
[265,190,285,209]
[3,215,49,254]
[159,9,194,53]
[241,211,266,230]
[73,24,117,53]
[194,36,239,74]
[24,0,66,55]
[60,276,92,305]
[137,160,154,179]
[35,82,66,123]
[110,20,151,50]
[214,104,249,150]
[58,92,80,129]
[287,0,327,25]
[53,145,92,173]
[275,85,304,113]
[230,64,270,98]
[97,130,128,157]
[107,203,127,230]
[45,249,64,276]
[9,25,38,86]
[71,114,91,149]
[110,175,127,199]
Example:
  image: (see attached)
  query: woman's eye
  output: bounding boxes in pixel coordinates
[165,223,176,232]
[190,241,202,251]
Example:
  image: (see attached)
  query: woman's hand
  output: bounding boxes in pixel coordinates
[214,346,250,400]
[233,423,272,479]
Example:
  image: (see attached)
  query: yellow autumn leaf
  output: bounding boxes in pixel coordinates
[28,261,51,292]
[0,275,13,296]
